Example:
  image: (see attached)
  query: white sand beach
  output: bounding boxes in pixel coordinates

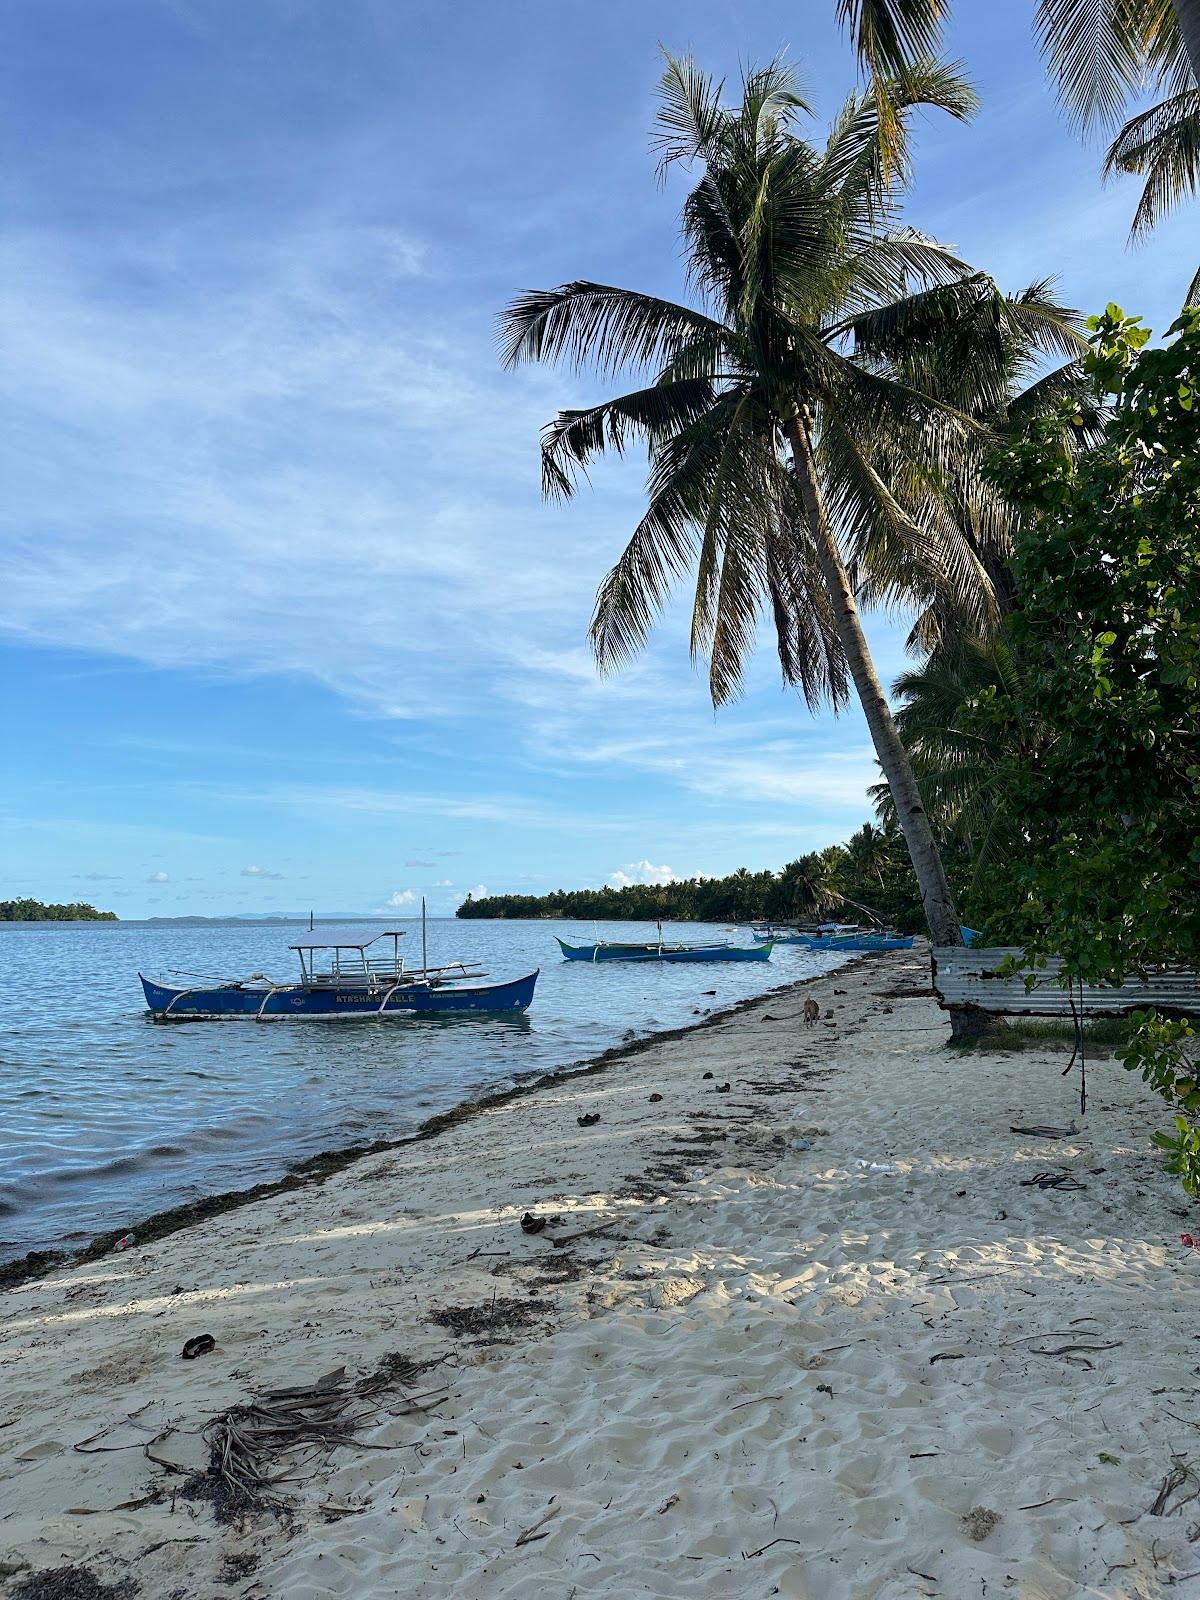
[2,949,1199,1599]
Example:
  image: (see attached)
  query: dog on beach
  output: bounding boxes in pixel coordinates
[803,998,821,1025]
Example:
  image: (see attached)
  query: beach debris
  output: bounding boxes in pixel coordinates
[702,1071,714,1079]
[515,1502,560,1547]
[1004,1329,1123,1369]
[1020,1170,1086,1191]
[929,1351,966,1364]
[855,1160,899,1174]
[962,1506,1001,1542]
[113,1235,136,1253]
[577,1112,601,1127]
[803,999,821,1025]
[1010,1122,1079,1140]
[149,1356,445,1522]
[180,1334,216,1360]
[551,1220,617,1249]
[431,1297,552,1342]
[742,1537,806,1560]
[519,1212,546,1235]
[648,1092,663,1102]
[1182,1233,1199,1249]
[1148,1458,1200,1518]
[715,1082,731,1093]
[657,1493,680,1514]
[8,1567,137,1600]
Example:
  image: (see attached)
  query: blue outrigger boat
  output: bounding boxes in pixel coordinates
[557,935,773,964]
[751,922,914,952]
[141,930,538,1020]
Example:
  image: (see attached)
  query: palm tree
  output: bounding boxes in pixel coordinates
[499,54,1036,986]
[870,638,1031,885]
[846,271,1103,650]
[844,820,894,884]
[837,1,1200,302]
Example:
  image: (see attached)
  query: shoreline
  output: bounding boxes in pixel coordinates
[3,947,1196,1598]
[0,959,859,1293]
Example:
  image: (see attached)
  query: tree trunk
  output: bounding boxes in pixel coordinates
[1173,0,1200,92]
[784,415,965,956]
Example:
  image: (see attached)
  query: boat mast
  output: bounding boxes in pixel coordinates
[422,895,428,974]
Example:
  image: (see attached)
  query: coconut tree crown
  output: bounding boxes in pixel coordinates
[500,54,1085,702]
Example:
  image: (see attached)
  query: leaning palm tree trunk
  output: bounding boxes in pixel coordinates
[785,414,964,949]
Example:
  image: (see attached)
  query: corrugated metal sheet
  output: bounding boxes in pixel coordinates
[931,947,1200,1016]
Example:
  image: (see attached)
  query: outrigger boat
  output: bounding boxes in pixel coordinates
[140,929,538,1020]
[750,922,859,945]
[749,921,913,952]
[557,935,773,964]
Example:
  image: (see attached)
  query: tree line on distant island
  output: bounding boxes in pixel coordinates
[0,899,117,922]
[457,822,927,929]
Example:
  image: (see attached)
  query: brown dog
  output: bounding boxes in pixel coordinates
[803,998,820,1025]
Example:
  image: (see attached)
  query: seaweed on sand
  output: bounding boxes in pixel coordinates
[9,1569,137,1600]
[154,1356,446,1524]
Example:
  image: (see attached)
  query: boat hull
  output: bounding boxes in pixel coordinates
[556,939,773,963]
[140,970,539,1020]
[790,934,914,952]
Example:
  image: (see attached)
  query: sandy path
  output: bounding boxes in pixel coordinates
[2,950,1198,1599]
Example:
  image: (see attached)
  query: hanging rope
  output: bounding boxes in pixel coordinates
[1063,977,1087,1116]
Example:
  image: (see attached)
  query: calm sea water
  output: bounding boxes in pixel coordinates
[0,918,843,1260]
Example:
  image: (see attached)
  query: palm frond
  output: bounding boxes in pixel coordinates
[1035,0,1156,132]
[589,392,756,674]
[836,228,972,312]
[539,377,719,500]
[1105,89,1200,238]
[653,53,730,177]
[498,282,727,378]
[836,0,949,80]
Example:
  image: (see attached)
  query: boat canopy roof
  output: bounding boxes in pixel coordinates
[287,929,407,952]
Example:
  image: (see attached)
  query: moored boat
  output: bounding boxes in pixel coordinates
[798,931,914,952]
[749,922,859,944]
[140,930,538,1020]
[557,936,773,963]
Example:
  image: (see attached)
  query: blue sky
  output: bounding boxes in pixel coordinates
[2,1,1194,918]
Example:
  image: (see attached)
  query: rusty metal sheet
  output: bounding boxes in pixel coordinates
[930,946,1200,1016]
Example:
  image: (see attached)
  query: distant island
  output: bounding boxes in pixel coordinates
[456,828,930,930]
[1,899,117,922]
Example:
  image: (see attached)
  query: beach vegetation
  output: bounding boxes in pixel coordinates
[962,305,1200,1185]
[0,899,117,922]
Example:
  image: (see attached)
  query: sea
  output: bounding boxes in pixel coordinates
[0,917,844,1262]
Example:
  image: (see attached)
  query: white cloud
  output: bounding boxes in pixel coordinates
[387,889,417,907]
[241,864,282,879]
[607,860,676,889]
[147,870,169,882]
[405,858,434,868]
[465,884,488,899]
[432,878,454,887]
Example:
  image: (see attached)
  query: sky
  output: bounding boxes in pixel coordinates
[1,0,1195,918]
